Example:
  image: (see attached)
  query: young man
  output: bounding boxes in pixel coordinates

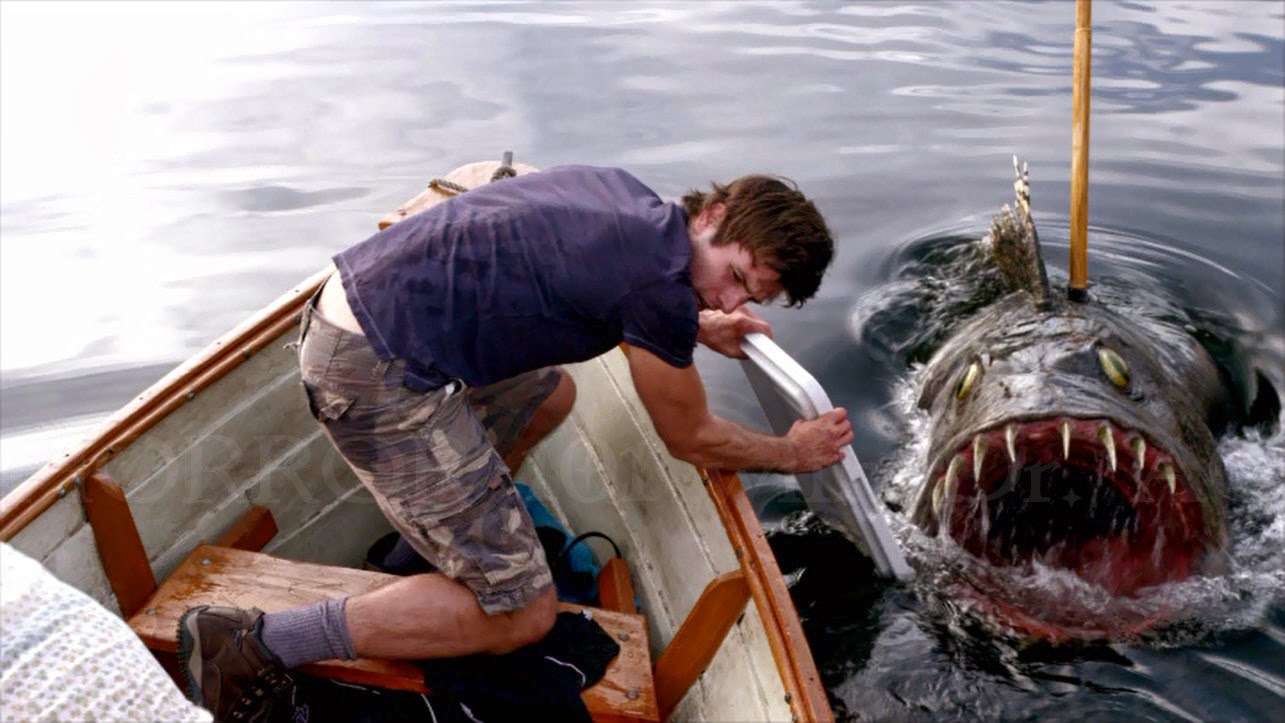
[178,165,853,721]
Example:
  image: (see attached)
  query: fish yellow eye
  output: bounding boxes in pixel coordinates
[955,361,982,400]
[1098,347,1131,389]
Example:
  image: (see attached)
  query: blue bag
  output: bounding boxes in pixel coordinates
[364,482,617,607]
[517,482,612,605]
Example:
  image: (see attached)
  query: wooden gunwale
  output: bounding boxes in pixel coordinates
[0,267,332,541]
[703,468,833,723]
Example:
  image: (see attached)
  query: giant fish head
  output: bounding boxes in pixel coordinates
[908,161,1230,614]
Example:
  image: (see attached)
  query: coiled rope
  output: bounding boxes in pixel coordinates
[427,151,516,197]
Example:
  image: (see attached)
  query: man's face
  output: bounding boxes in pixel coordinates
[689,205,783,312]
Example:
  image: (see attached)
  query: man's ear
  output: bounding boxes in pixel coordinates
[696,203,726,233]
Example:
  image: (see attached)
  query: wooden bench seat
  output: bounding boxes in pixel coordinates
[130,544,659,723]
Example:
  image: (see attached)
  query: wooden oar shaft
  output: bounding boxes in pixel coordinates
[1069,0,1092,300]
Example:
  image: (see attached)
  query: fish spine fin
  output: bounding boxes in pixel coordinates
[989,156,1053,307]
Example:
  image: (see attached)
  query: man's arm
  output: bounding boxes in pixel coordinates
[626,345,853,473]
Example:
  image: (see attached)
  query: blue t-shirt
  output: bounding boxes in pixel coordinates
[334,165,698,391]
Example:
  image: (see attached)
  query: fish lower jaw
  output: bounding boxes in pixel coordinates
[922,416,1208,597]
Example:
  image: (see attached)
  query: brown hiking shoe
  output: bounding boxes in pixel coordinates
[177,606,292,722]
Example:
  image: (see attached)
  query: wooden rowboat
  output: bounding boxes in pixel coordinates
[0,160,834,722]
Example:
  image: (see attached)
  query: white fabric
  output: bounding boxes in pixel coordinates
[0,542,211,723]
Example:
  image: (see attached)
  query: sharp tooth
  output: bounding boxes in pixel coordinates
[1098,424,1117,473]
[935,456,964,520]
[1159,462,1176,495]
[946,455,963,490]
[1005,424,1018,463]
[1131,436,1146,473]
[973,436,988,481]
[1060,419,1072,460]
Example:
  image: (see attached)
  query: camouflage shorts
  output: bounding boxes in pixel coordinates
[297,294,558,614]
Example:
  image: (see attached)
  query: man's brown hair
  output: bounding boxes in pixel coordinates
[681,175,834,307]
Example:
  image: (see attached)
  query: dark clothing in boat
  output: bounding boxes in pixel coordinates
[279,611,618,723]
[333,165,699,393]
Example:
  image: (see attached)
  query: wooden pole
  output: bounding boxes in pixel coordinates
[1069,0,1092,301]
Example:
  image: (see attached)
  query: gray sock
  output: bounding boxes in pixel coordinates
[259,597,356,669]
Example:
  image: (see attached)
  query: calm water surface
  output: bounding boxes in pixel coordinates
[2,2,1282,721]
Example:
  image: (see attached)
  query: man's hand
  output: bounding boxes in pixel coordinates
[697,307,772,359]
[785,408,854,473]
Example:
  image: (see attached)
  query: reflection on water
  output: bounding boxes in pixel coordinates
[2,2,1282,721]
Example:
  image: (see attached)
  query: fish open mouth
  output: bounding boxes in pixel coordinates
[925,417,1208,596]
